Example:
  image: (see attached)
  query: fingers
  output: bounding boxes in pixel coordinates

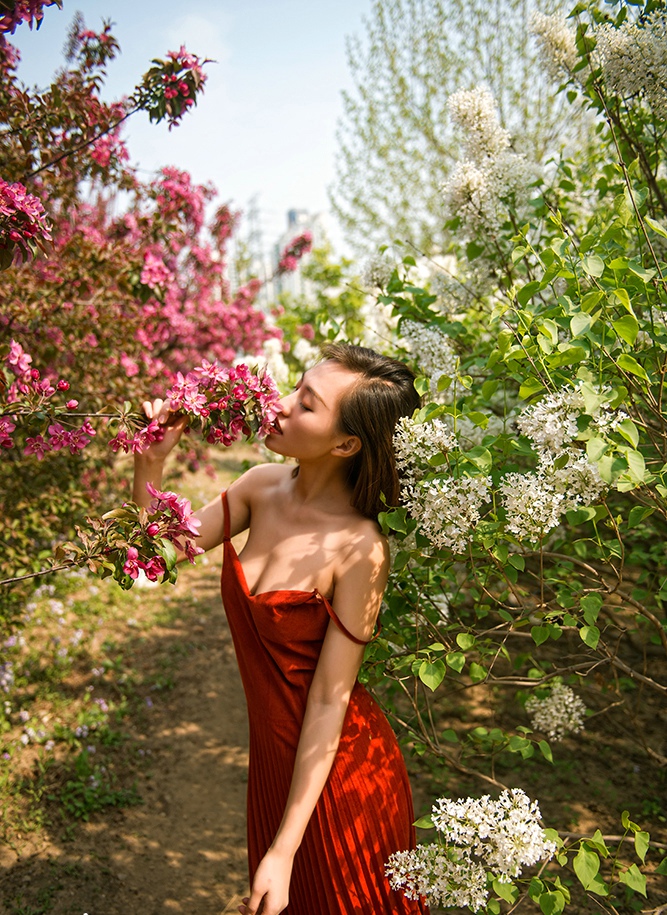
[141,398,180,426]
[238,893,266,915]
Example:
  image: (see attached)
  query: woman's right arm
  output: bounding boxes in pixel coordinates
[131,398,261,555]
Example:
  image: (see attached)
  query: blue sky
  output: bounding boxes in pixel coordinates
[12,0,371,252]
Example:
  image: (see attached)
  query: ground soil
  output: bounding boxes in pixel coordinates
[1,447,666,915]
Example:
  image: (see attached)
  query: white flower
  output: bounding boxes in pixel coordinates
[530,12,579,81]
[361,253,394,289]
[291,337,319,369]
[596,13,667,120]
[448,87,510,159]
[406,475,490,554]
[526,683,587,741]
[255,337,290,389]
[401,320,458,399]
[432,788,557,881]
[386,844,488,911]
[499,451,605,542]
[393,416,457,482]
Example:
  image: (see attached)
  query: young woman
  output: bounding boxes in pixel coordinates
[133,344,429,915]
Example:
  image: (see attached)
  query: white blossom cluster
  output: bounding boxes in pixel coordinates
[442,87,539,232]
[401,320,458,399]
[499,451,604,541]
[387,788,556,909]
[448,87,511,160]
[357,295,398,351]
[360,252,394,289]
[596,12,667,121]
[291,336,320,370]
[405,474,490,554]
[516,385,627,457]
[393,415,457,481]
[526,683,587,741]
[255,337,290,389]
[386,843,488,911]
[530,12,579,81]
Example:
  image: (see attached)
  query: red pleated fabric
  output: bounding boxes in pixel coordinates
[219,492,429,914]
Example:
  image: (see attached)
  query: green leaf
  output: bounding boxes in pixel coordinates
[626,449,646,482]
[580,625,600,649]
[539,890,566,915]
[627,505,654,528]
[493,880,519,904]
[587,830,610,857]
[645,215,667,239]
[531,625,551,646]
[573,846,600,890]
[655,857,667,875]
[570,313,591,337]
[413,814,434,829]
[517,281,542,306]
[538,740,554,763]
[462,446,492,473]
[156,538,178,570]
[418,659,446,691]
[613,314,639,346]
[441,728,459,743]
[457,632,476,651]
[586,436,608,462]
[617,354,649,382]
[618,864,646,896]
[548,346,587,367]
[582,254,605,277]
[446,651,466,673]
[469,662,487,683]
[580,593,603,624]
[616,418,639,448]
[509,554,525,570]
[634,830,649,863]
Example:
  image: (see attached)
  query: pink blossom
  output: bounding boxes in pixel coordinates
[0,416,15,448]
[24,434,51,459]
[297,323,315,341]
[6,340,32,376]
[146,522,160,537]
[0,179,52,265]
[123,546,141,580]
[47,422,71,451]
[66,399,78,410]
[120,352,140,378]
[143,555,166,581]
[140,250,172,289]
[57,379,70,391]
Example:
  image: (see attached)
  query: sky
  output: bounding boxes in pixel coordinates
[11,0,372,254]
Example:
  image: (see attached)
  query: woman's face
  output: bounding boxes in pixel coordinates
[265,360,359,462]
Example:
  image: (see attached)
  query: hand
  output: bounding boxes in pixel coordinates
[138,397,189,463]
[238,848,293,915]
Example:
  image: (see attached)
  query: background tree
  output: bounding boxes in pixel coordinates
[331,0,580,254]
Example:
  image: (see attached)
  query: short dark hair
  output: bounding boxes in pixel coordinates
[320,343,421,520]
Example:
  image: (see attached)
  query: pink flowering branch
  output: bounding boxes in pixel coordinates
[109,359,281,453]
[0,179,52,268]
[52,486,204,589]
[276,230,313,275]
[0,0,62,35]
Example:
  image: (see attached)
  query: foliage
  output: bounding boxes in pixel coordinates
[331,0,583,254]
[348,0,667,909]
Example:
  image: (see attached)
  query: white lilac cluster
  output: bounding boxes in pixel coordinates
[448,87,511,160]
[401,320,458,399]
[358,296,398,351]
[291,336,319,370]
[255,338,290,389]
[526,683,587,741]
[499,452,604,541]
[361,252,394,289]
[517,384,627,456]
[387,788,556,909]
[596,12,667,121]
[386,843,488,911]
[442,87,538,232]
[405,475,490,554]
[393,415,457,481]
[530,12,579,81]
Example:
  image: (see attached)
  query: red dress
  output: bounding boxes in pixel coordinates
[220,492,429,915]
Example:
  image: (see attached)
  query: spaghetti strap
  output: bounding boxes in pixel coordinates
[323,598,383,646]
[221,490,231,542]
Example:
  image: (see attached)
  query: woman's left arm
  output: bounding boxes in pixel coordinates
[238,529,390,915]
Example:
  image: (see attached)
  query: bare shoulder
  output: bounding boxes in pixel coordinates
[338,514,390,577]
[228,462,292,507]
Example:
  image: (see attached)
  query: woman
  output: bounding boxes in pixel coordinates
[133,344,428,915]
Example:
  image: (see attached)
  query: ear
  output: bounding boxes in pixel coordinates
[331,435,361,458]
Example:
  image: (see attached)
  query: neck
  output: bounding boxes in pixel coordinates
[290,456,354,510]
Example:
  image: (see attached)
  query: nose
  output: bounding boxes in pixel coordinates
[276,390,295,415]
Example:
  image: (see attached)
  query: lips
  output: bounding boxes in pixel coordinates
[268,418,283,435]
